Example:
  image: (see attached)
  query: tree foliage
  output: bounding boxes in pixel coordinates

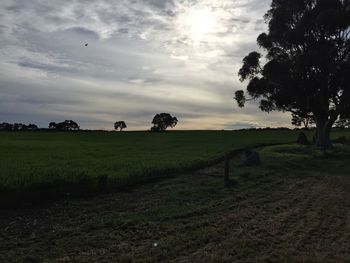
[235,0,350,148]
[151,113,178,132]
[114,121,127,131]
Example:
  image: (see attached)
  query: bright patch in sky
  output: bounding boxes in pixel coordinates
[0,0,291,130]
[182,8,217,43]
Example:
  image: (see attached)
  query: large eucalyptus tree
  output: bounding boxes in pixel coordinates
[235,0,350,148]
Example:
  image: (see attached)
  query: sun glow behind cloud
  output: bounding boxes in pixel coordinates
[170,1,245,61]
[0,0,292,130]
[181,7,218,43]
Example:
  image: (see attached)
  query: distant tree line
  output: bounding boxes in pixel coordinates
[291,114,350,130]
[1,113,180,132]
[2,112,348,132]
[0,122,38,131]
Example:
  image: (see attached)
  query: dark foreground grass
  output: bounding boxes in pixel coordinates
[1,129,349,205]
[1,143,350,262]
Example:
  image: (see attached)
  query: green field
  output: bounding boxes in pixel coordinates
[1,130,349,204]
[2,144,350,262]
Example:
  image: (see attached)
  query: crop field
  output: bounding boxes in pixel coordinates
[0,129,349,204]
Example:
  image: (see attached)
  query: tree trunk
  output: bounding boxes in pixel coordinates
[314,119,333,149]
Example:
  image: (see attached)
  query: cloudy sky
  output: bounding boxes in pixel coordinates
[0,0,292,130]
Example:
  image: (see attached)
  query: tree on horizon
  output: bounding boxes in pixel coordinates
[49,120,80,131]
[114,121,127,131]
[151,113,178,132]
[291,111,315,129]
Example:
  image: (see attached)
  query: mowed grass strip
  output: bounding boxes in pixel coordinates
[0,130,349,203]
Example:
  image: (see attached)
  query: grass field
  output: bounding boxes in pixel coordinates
[2,143,350,262]
[0,129,349,204]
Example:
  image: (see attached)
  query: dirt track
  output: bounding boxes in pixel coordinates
[1,146,350,262]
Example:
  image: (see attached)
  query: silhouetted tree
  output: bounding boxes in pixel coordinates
[49,122,57,129]
[335,118,350,129]
[234,0,350,149]
[0,123,38,131]
[291,112,315,129]
[49,120,80,131]
[13,123,23,131]
[151,113,178,132]
[27,124,38,131]
[0,122,13,131]
[114,121,127,131]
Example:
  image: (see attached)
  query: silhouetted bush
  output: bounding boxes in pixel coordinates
[49,120,80,131]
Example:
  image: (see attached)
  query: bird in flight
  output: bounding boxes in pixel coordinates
[84,43,88,47]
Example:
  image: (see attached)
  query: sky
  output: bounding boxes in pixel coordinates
[0,0,292,130]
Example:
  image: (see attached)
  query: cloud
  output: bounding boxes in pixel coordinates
[16,59,77,74]
[0,0,293,130]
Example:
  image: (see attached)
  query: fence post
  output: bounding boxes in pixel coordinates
[224,154,230,187]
